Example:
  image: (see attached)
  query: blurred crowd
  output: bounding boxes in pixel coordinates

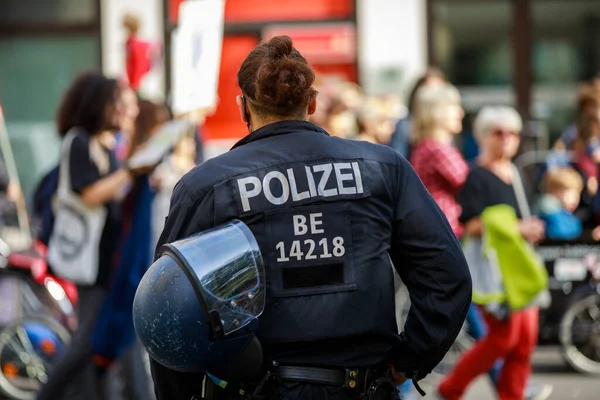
[311,68,600,400]
[17,57,600,400]
[310,75,404,148]
[30,73,198,400]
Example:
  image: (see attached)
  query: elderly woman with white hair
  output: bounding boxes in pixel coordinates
[409,83,468,237]
[437,106,550,400]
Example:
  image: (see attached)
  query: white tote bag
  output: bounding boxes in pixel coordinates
[47,131,108,285]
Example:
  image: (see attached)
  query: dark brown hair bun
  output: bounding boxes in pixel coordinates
[266,35,293,60]
[238,35,317,117]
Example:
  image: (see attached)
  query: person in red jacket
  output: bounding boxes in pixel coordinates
[123,13,152,92]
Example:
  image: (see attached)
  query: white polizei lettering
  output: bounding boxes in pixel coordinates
[263,171,290,205]
[293,215,308,235]
[287,168,310,201]
[238,163,364,212]
[334,162,356,195]
[312,163,338,197]
[310,213,324,234]
[305,166,317,197]
[352,162,364,194]
[237,176,262,212]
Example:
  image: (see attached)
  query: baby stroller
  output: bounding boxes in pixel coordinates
[515,150,600,375]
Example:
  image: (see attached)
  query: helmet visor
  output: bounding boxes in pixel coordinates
[168,220,265,335]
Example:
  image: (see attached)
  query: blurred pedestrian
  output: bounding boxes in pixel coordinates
[409,83,467,237]
[355,98,395,145]
[321,80,363,139]
[150,122,196,252]
[555,77,600,152]
[114,85,140,160]
[389,67,446,158]
[327,108,358,138]
[128,99,171,159]
[122,13,153,92]
[437,106,551,400]
[571,83,600,196]
[91,99,170,400]
[37,72,149,400]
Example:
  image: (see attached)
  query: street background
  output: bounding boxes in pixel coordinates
[0,1,600,400]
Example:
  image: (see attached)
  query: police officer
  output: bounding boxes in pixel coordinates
[137,36,472,399]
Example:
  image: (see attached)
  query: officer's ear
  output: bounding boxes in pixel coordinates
[307,95,317,117]
[236,95,248,124]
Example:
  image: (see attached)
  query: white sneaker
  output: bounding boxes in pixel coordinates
[524,383,553,400]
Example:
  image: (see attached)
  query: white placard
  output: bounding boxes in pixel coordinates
[172,0,225,115]
[127,119,195,169]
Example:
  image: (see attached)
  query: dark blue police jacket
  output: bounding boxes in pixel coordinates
[150,120,472,399]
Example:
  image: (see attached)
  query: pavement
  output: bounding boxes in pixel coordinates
[0,344,595,399]
[409,345,599,400]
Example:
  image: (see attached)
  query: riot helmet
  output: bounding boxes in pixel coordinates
[133,220,265,382]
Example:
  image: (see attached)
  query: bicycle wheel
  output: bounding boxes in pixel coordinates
[559,294,600,375]
[0,316,70,400]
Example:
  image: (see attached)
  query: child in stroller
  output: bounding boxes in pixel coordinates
[535,166,584,240]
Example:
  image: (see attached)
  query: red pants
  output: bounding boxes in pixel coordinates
[438,307,539,400]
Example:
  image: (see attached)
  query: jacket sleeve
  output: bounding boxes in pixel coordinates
[150,179,215,400]
[389,155,472,380]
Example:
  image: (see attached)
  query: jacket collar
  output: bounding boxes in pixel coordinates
[231,120,329,150]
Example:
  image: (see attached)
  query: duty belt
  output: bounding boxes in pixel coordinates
[199,364,412,399]
[277,365,386,394]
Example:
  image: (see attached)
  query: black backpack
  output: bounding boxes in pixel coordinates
[31,165,59,246]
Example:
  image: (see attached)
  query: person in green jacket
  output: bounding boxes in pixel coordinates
[438,106,552,400]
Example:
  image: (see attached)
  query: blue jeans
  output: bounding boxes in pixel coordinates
[466,304,502,386]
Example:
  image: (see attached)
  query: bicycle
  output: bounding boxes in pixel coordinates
[0,239,77,399]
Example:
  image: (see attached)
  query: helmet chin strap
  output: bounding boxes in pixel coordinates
[241,96,252,132]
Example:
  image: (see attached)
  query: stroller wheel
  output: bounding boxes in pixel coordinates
[0,316,70,400]
[560,294,600,375]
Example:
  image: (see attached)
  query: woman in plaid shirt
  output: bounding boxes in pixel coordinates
[409,83,468,238]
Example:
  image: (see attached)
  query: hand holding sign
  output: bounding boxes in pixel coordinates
[126,119,196,170]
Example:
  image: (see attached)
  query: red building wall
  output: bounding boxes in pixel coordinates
[171,0,357,141]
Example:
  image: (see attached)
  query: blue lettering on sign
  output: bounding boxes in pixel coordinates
[192,33,203,67]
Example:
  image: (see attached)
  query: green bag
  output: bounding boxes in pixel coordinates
[481,204,548,311]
